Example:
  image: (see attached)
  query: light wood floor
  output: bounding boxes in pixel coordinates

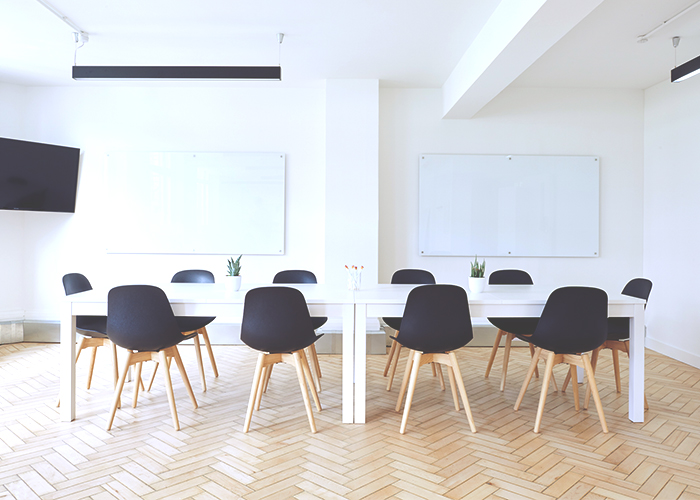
[1,342,699,500]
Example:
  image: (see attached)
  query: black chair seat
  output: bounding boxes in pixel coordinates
[311,317,327,331]
[175,316,217,333]
[75,316,108,337]
[487,317,539,339]
[606,317,631,341]
[383,317,402,331]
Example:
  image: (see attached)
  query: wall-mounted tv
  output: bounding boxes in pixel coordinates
[0,137,80,213]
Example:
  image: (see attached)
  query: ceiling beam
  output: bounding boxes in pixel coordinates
[442,0,605,119]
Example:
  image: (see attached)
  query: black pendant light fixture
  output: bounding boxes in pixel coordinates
[71,65,282,81]
[671,56,700,83]
[670,36,700,83]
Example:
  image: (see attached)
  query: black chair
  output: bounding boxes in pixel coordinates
[563,278,652,410]
[241,287,322,433]
[168,270,219,392]
[60,273,119,403]
[514,287,609,434]
[382,269,437,391]
[484,269,542,391]
[106,285,198,431]
[271,270,326,393]
[392,284,476,434]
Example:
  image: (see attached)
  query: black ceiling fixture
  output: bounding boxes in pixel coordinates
[71,65,282,81]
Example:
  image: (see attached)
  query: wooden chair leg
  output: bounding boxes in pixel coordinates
[255,365,267,411]
[107,350,133,431]
[262,363,273,393]
[386,344,403,391]
[534,351,556,433]
[146,362,159,391]
[305,346,322,393]
[170,346,198,410]
[448,352,476,433]
[244,353,265,432]
[584,347,601,410]
[500,333,514,391]
[309,343,322,379]
[436,363,445,391]
[74,337,87,364]
[395,349,414,411]
[529,343,540,378]
[132,362,143,408]
[190,333,206,392]
[484,330,504,378]
[447,366,460,411]
[292,351,317,433]
[159,350,180,431]
[569,364,580,411]
[300,349,322,412]
[384,339,398,377]
[86,346,98,390]
[200,328,219,377]
[582,353,608,433]
[515,348,542,411]
[399,351,422,434]
[562,370,571,392]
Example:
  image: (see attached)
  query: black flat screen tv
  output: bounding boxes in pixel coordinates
[0,137,81,213]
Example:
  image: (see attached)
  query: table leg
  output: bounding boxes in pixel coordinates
[354,303,367,424]
[628,303,645,422]
[60,308,77,421]
[342,303,355,423]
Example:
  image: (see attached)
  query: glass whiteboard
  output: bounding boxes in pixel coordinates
[419,154,599,257]
[106,151,285,255]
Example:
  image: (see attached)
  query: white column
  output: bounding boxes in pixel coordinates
[324,79,379,289]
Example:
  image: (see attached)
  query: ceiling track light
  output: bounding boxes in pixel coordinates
[637,0,700,43]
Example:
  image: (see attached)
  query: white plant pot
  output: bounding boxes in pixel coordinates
[225,275,242,292]
[468,277,486,295]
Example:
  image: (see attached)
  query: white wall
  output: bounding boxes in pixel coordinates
[644,76,700,368]
[0,83,28,321]
[20,85,326,320]
[379,87,644,291]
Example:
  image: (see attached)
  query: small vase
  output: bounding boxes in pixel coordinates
[225,275,242,292]
[468,277,486,295]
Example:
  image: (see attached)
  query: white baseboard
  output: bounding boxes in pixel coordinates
[646,336,700,370]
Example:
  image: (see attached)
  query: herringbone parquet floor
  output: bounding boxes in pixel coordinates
[1,341,700,499]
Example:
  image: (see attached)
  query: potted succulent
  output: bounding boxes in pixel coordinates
[468,256,486,294]
[225,255,242,292]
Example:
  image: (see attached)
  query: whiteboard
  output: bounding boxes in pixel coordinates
[106,151,285,255]
[419,154,599,257]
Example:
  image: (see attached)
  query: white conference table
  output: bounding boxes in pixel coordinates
[61,283,647,424]
[353,285,647,424]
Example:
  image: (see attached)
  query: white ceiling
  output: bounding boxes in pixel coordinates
[1,0,699,97]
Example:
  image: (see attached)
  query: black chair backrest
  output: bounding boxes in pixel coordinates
[396,285,473,353]
[391,269,436,285]
[63,273,93,296]
[107,285,183,352]
[489,269,533,285]
[241,287,317,353]
[621,278,652,303]
[531,287,608,354]
[273,270,318,284]
[171,269,215,283]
